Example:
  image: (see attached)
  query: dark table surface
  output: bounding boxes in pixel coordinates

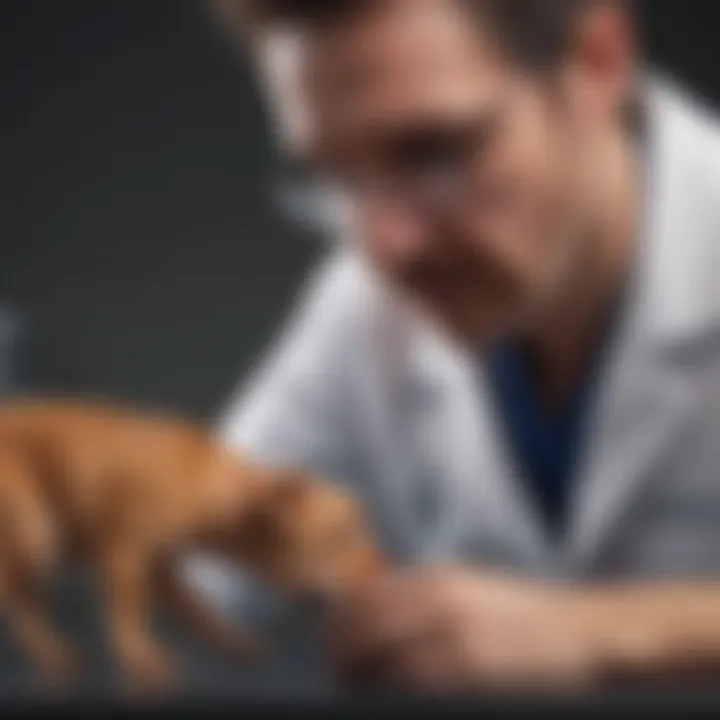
[3,572,720,713]
[0,569,334,699]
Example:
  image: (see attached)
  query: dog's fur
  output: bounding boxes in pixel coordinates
[0,397,382,688]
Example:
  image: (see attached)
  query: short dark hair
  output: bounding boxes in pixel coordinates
[237,0,634,69]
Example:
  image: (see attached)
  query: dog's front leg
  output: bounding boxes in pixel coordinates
[100,543,178,691]
[155,558,267,664]
[1,566,80,682]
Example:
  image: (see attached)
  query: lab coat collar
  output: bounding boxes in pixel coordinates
[633,75,720,350]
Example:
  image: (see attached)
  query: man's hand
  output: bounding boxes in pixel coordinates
[327,568,609,691]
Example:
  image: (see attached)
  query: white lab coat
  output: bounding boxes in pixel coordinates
[205,77,720,605]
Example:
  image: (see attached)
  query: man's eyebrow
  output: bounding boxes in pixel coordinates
[374,110,502,149]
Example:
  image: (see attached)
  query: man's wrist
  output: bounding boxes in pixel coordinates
[568,584,720,684]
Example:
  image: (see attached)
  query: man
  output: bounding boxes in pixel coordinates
[210,0,720,689]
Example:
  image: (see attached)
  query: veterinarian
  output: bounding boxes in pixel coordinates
[208,0,720,688]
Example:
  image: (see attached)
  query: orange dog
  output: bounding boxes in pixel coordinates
[0,397,383,688]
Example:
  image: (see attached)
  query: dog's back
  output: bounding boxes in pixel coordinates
[0,398,252,555]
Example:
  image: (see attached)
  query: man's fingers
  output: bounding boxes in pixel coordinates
[328,583,445,668]
[383,635,463,689]
[330,569,451,635]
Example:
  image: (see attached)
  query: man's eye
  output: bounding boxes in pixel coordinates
[395,134,467,176]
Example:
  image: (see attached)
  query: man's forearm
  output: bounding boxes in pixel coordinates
[577,583,720,682]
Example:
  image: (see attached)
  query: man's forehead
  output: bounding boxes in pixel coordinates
[255,2,505,158]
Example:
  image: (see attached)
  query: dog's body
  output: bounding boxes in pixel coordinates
[0,397,381,688]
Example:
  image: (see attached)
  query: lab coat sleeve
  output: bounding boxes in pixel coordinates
[216,248,365,479]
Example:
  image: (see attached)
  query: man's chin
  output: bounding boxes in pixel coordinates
[426,303,516,349]
[397,289,521,348]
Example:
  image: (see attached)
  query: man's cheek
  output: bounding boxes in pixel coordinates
[490,192,566,294]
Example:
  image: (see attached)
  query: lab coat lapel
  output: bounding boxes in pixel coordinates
[403,322,550,564]
[565,329,696,571]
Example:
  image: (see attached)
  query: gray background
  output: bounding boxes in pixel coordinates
[0,0,718,697]
[0,0,324,419]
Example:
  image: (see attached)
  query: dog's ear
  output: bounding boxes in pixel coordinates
[238,472,310,560]
[262,470,313,508]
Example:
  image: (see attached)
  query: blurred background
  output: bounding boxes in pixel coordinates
[0,0,324,418]
[0,0,718,700]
